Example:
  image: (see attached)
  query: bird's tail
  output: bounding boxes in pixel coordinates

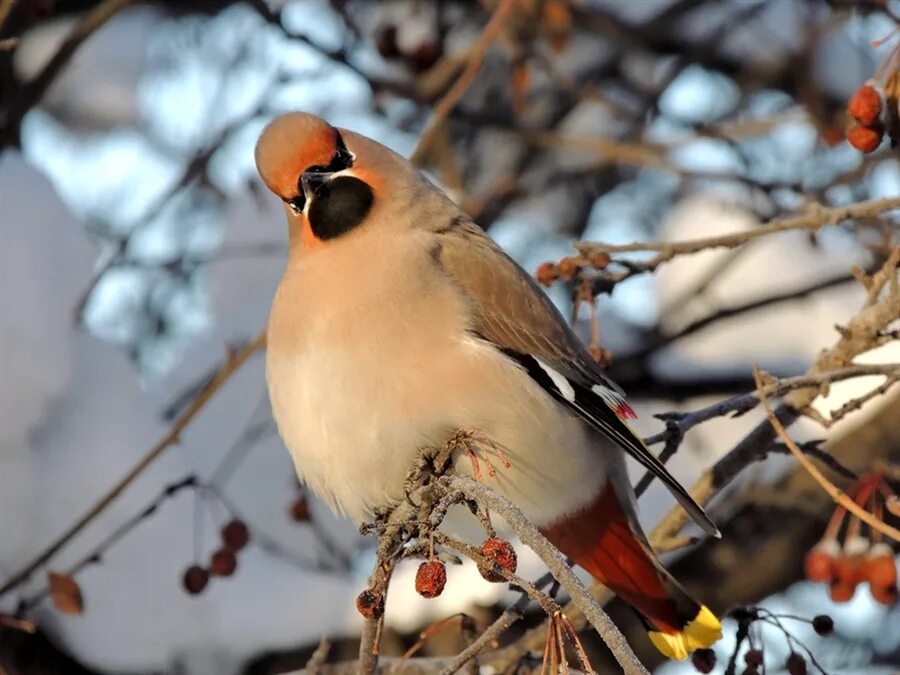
[540,483,721,660]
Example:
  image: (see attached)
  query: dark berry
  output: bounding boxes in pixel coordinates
[691,647,716,673]
[786,652,807,675]
[289,496,311,522]
[221,519,250,551]
[744,648,764,667]
[182,565,210,595]
[355,588,384,619]
[375,24,400,59]
[812,614,834,636]
[210,548,237,577]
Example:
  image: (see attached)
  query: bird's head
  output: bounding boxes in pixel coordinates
[256,112,413,254]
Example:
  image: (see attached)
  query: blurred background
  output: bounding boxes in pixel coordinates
[1,0,898,673]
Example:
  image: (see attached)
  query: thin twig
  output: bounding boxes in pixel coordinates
[0,331,267,598]
[574,197,899,278]
[411,0,517,164]
[447,476,649,675]
[0,0,139,148]
[753,367,900,541]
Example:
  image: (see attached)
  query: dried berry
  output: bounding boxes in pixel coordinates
[590,251,611,269]
[210,548,237,577]
[804,539,838,583]
[478,538,517,582]
[221,519,250,551]
[829,580,856,603]
[535,262,559,286]
[289,496,311,522]
[812,614,834,635]
[848,84,882,126]
[415,560,447,598]
[846,124,883,153]
[870,583,898,606]
[182,565,210,595]
[786,652,807,675]
[355,588,384,619]
[744,649,764,667]
[691,647,716,673]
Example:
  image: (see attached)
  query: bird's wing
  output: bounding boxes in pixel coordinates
[432,218,719,537]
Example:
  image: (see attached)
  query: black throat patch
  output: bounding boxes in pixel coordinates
[308,176,375,240]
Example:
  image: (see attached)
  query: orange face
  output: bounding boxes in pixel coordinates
[256,113,378,252]
[255,113,342,201]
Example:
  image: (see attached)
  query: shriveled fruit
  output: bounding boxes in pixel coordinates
[478,538,517,583]
[786,652,807,675]
[415,560,447,598]
[356,588,385,619]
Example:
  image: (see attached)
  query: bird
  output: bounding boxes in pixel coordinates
[256,112,722,660]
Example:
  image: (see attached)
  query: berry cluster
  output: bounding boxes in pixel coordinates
[846,82,888,153]
[691,608,834,675]
[535,252,610,287]
[181,519,250,596]
[803,474,898,605]
[408,537,518,603]
[844,38,899,153]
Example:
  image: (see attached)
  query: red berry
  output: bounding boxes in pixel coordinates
[535,262,559,286]
[829,580,856,603]
[478,538,517,583]
[221,519,250,551]
[289,496,311,522]
[744,649,764,667]
[846,124,883,153]
[865,544,897,588]
[786,652,807,675]
[415,560,447,598]
[804,541,837,583]
[848,85,882,126]
[557,257,579,281]
[691,647,716,673]
[355,588,384,619]
[870,583,898,606]
[812,614,834,636]
[182,565,209,595]
[210,548,237,577]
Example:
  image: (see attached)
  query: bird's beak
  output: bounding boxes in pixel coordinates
[301,172,330,201]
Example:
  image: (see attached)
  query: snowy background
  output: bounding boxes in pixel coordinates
[1,1,898,673]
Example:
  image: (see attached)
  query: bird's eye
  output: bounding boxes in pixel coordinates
[286,194,306,214]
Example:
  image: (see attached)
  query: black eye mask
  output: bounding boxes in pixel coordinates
[284,130,354,215]
[307,175,374,241]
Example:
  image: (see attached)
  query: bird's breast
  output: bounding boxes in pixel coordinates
[266,232,612,524]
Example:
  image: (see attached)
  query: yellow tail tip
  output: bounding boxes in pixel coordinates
[648,605,722,660]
